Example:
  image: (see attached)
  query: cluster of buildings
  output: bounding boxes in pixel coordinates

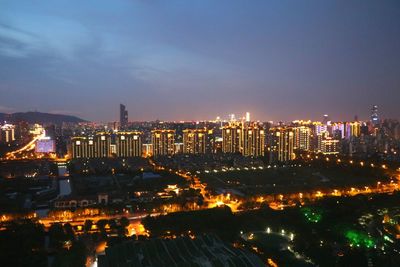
[70,122,265,159]
[268,120,361,161]
[0,124,16,144]
[69,105,396,163]
[71,131,142,158]
[71,106,270,159]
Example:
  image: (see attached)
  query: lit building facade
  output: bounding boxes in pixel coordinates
[71,133,111,159]
[371,105,379,126]
[174,142,184,154]
[151,130,175,156]
[94,133,112,157]
[142,143,153,157]
[222,124,242,153]
[269,127,295,162]
[331,123,345,139]
[293,126,311,151]
[0,124,15,143]
[345,122,361,139]
[321,137,339,155]
[115,131,142,157]
[71,136,95,158]
[242,126,265,156]
[183,129,207,154]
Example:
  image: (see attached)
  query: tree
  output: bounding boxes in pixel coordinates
[49,223,67,249]
[97,219,109,238]
[83,220,93,234]
[63,223,75,241]
[119,217,130,228]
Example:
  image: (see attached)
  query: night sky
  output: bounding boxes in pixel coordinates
[1,1,399,122]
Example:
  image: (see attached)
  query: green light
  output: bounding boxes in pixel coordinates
[301,207,322,223]
[345,230,375,249]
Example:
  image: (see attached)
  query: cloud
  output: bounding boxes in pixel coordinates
[0,23,40,57]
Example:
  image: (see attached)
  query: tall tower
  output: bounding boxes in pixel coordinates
[245,112,251,123]
[322,114,330,125]
[120,104,128,129]
[371,105,379,126]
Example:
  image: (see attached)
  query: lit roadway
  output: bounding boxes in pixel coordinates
[4,155,400,235]
[1,130,70,162]
[152,155,400,213]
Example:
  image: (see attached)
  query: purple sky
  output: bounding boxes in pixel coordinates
[0,1,399,122]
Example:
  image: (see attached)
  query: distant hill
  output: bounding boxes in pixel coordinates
[0,111,87,124]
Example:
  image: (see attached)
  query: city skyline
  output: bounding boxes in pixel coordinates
[2,2,400,266]
[1,1,400,122]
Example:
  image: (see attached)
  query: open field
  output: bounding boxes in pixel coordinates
[201,163,391,195]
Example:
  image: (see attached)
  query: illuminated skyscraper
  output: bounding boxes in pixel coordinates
[120,104,128,129]
[245,112,251,122]
[315,131,328,153]
[115,131,142,157]
[314,122,328,136]
[322,114,330,125]
[222,124,242,153]
[371,105,379,126]
[269,127,295,162]
[242,126,265,156]
[183,129,207,154]
[151,130,175,156]
[345,122,361,139]
[331,122,345,139]
[293,126,311,151]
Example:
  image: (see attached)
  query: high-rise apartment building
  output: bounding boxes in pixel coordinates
[242,126,265,156]
[293,126,311,151]
[345,122,361,139]
[183,129,207,154]
[115,131,142,157]
[222,124,242,154]
[151,130,175,156]
[222,122,265,156]
[71,132,111,158]
[71,136,94,158]
[0,124,15,144]
[321,137,339,155]
[269,127,295,162]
